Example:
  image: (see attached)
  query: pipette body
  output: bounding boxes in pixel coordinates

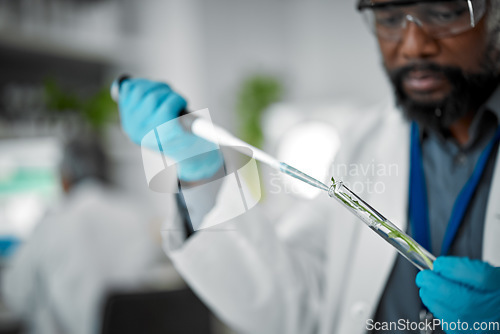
[111,76,325,190]
[186,114,330,192]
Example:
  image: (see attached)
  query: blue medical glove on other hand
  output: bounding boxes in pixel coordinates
[416,256,500,334]
[117,78,223,182]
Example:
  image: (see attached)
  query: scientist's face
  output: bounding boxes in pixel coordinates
[375,0,500,133]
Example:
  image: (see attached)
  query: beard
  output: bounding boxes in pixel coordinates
[386,62,499,135]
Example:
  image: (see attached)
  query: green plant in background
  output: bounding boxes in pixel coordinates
[43,79,80,112]
[236,75,283,149]
[82,88,119,129]
[44,78,118,131]
[235,74,283,200]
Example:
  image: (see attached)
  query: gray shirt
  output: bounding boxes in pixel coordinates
[372,89,500,333]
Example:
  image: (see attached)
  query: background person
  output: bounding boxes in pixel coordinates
[2,134,167,334]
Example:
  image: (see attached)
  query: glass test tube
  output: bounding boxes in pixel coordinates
[329,180,436,271]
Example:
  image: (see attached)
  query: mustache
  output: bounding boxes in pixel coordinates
[387,62,464,89]
[386,60,500,134]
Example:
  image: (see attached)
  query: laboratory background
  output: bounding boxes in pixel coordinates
[0,0,390,333]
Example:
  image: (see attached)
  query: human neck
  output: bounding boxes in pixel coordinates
[448,110,475,147]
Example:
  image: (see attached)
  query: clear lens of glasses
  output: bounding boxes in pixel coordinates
[361,0,486,41]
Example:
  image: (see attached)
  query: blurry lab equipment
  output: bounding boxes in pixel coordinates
[0,137,62,258]
[2,135,167,334]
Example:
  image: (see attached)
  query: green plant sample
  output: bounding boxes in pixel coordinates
[330,177,434,269]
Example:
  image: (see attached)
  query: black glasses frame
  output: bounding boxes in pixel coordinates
[357,0,469,11]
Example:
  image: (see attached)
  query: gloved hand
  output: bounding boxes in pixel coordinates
[116,78,223,182]
[416,256,500,334]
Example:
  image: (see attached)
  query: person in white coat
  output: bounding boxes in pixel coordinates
[2,136,165,334]
[115,0,500,333]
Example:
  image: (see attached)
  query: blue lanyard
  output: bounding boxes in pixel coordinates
[409,122,500,256]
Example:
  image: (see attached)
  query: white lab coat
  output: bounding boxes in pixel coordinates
[2,182,165,334]
[161,100,500,334]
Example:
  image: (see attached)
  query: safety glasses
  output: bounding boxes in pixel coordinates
[357,0,487,41]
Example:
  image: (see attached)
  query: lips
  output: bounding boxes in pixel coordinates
[402,70,448,95]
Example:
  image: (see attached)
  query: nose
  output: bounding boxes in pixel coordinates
[399,21,440,60]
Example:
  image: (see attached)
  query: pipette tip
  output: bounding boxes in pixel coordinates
[279,163,330,192]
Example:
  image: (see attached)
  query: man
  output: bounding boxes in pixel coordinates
[116,0,500,333]
[2,136,165,334]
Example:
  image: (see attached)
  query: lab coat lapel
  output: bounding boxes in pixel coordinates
[335,109,411,333]
[482,145,500,266]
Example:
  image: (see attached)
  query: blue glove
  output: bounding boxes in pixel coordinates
[117,78,223,182]
[416,257,500,334]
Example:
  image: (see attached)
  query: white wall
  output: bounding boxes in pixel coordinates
[285,0,391,103]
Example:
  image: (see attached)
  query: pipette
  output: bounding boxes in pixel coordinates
[110,75,330,194]
[111,76,434,271]
[181,110,330,192]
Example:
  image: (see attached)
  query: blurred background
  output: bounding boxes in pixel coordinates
[0,0,391,333]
